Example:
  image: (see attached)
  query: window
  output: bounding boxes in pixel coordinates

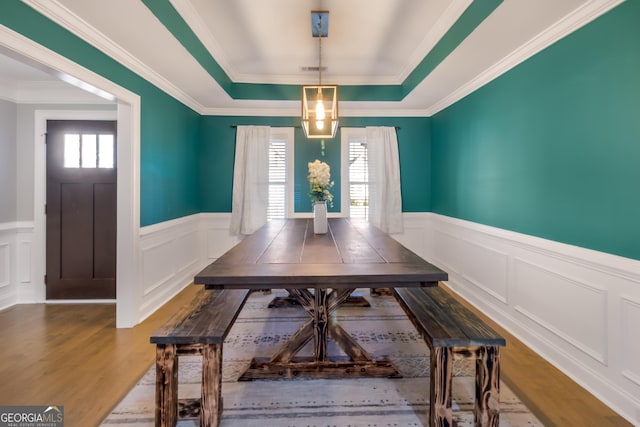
[267,128,294,220]
[268,138,286,219]
[349,139,368,219]
[341,128,369,219]
[63,133,114,169]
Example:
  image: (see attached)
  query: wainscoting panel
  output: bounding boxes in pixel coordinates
[18,240,31,284]
[0,237,12,311]
[203,213,240,260]
[431,228,509,304]
[459,237,509,304]
[141,239,178,297]
[15,227,38,303]
[0,242,10,289]
[513,257,608,364]
[174,230,200,276]
[392,213,428,258]
[137,213,239,323]
[0,222,36,309]
[621,296,640,387]
[138,214,205,321]
[423,213,640,425]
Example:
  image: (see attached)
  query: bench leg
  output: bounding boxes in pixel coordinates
[475,346,500,427]
[201,344,223,427]
[155,344,178,427]
[429,346,452,427]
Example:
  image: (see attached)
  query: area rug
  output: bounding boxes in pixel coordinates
[102,289,544,426]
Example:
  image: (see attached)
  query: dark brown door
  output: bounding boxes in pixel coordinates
[46,120,117,299]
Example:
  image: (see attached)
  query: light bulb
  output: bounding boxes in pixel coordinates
[316,120,324,130]
[315,99,325,120]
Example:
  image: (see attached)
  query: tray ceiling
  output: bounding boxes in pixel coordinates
[2,0,623,115]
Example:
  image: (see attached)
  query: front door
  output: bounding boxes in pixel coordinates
[46,120,117,299]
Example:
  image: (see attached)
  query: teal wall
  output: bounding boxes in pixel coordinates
[0,0,201,227]
[5,0,637,260]
[431,1,640,260]
[140,95,200,226]
[1,1,431,227]
[340,117,432,212]
[199,116,431,214]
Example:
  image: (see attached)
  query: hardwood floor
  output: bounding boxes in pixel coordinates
[0,284,632,427]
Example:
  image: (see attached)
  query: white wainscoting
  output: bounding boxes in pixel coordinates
[137,213,239,323]
[1,214,239,324]
[0,228,12,310]
[3,212,639,423]
[138,213,202,321]
[201,213,241,261]
[408,213,640,426]
[0,222,36,310]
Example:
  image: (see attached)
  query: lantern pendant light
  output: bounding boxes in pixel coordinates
[302,11,338,139]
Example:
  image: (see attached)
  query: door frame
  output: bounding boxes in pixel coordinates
[40,112,118,300]
[1,25,142,327]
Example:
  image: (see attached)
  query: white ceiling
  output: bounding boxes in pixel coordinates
[1,0,623,115]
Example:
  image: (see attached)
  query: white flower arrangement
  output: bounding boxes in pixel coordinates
[308,159,334,206]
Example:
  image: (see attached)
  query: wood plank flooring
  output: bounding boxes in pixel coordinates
[0,285,632,427]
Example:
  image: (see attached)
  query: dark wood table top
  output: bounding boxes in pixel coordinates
[194,218,448,289]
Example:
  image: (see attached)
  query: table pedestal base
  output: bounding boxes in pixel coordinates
[243,287,401,381]
[239,356,401,380]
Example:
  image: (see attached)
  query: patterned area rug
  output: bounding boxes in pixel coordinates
[102,289,544,426]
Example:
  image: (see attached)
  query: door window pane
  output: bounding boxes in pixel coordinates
[64,134,80,168]
[81,134,97,168]
[98,134,114,168]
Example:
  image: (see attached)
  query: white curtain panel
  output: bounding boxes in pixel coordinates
[366,126,403,234]
[230,126,271,235]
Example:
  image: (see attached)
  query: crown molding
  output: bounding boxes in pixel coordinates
[201,106,297,117]
[424,0,625,116]
[22,0,206,113]
[200,104,429,118]
[396,0,473,85]
[169,0,238,82]
[340,108,430,118]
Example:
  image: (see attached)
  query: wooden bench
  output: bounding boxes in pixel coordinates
[150,288,250,427]
[394,286,506,427]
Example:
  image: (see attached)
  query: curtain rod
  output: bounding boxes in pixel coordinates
[229,125,400,130]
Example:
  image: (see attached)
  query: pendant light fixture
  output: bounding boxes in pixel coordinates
[302,11,338,139]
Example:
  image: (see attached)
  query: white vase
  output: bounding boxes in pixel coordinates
[313,201,328,234]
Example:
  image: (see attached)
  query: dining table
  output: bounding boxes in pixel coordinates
[194,217,448,380]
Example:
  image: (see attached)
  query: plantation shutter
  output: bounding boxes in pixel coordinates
[268,137,286,219]
[349,138,368,219]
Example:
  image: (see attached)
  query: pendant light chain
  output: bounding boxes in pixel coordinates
[318,18,322,86]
